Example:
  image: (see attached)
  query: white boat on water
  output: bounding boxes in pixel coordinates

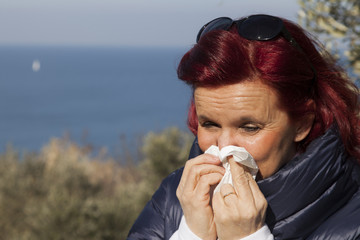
[32,59,41,72]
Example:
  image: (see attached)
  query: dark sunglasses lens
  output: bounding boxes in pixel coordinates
[238,15,283,41]
[197,17,233,42]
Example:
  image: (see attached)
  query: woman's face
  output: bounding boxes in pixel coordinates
[195,80,303,179]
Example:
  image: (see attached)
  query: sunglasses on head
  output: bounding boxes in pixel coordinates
[196,14,316,82]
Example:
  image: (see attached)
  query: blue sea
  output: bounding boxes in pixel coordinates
[0,45,193,154]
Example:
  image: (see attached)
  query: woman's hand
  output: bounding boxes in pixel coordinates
[176,154,225,240]
[212,158,268,240]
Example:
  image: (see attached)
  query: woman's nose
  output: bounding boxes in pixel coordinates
[217,130,237,150]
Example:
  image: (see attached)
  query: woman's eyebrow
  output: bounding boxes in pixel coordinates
[237,116,259,123]
[197,115,212,122]
[198,114,259,123]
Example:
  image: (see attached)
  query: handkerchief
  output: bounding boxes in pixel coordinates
[205,145,258,193]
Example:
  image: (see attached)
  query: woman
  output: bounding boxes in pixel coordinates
[128,14,360,239]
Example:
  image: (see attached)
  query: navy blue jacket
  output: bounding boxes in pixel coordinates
[128,127,360,239]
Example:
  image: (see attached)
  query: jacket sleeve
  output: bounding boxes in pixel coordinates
[127,168,184,240]
[127,137,200,240]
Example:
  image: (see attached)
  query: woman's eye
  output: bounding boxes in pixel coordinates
[201,121,219,128]
[241,125,260,132]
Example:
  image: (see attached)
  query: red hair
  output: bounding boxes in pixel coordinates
[177,16,360,162]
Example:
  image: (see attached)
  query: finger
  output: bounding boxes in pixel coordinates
[187,164,225,189]
[212,191,225,214]
[219,184,237,204]
[228,158,254,203]
[189,153,222,166]
[177,155,224,203]
[247,173,267,211]
[181,154,222,182]
[180,164,225,197]
[195,172,224,196]
[212,191,232,223]
[178,172,223,212]
[179,154,222,189]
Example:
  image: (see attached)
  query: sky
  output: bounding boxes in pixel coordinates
[0,0,301,47]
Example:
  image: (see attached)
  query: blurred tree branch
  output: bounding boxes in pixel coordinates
[297,0,360,78]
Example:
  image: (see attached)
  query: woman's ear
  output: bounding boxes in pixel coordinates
[294,100,316,143]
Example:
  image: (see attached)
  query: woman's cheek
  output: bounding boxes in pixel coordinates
[240,135,271,163]
[197,128,216,152]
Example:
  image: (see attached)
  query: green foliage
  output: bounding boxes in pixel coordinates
[298,0,360,77]
[141,127,193,183]
[0,127,193,239]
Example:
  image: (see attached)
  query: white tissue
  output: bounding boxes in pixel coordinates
[205,145,258,193]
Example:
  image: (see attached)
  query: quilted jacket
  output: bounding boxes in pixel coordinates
[128,127,360,239]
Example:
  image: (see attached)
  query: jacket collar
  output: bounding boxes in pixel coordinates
[258,127,359,238]
[188,127,359,239]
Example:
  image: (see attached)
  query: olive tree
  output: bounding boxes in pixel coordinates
[297,0,360,78]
